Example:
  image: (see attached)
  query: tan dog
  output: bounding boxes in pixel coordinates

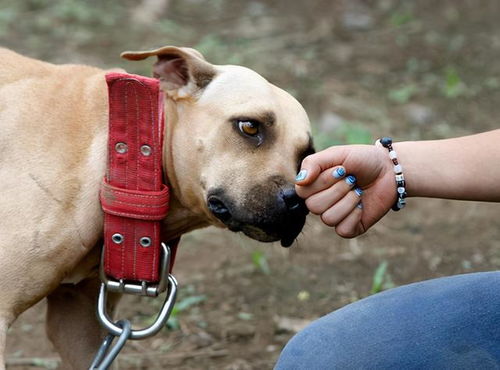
[0,46,313,369]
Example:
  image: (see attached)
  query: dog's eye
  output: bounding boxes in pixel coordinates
[238,120,259,136]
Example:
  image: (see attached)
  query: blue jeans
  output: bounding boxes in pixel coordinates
[276,272,500,369]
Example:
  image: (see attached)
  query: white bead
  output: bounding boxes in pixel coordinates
[397,186,405,194]
[394,164,403,173]
[389,150,397,159]
[374,139,382,147]
[395,174,405,182]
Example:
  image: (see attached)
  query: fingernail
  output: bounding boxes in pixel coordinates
[295,169,307,182]
[357,201,363,209]
[345,175,356,186]
[354,187,363,197]
[332,167,346,179]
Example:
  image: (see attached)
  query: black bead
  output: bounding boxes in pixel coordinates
[392,203,401,211]
[380,137,393,147]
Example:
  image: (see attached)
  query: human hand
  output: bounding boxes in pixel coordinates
[295,144,396,238]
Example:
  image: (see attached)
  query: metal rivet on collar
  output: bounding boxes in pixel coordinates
[139,236,152,247]
[112,233,124,244]
[115,142,128,154]
[140,144,152,156]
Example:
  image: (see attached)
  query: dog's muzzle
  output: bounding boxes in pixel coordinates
[207,187,308,247]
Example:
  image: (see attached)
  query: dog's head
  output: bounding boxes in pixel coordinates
[122,46,314,247]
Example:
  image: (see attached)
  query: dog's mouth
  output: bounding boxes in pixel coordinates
[207,187,308,248]
[227,219,304,248]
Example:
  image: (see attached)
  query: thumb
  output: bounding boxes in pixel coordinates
[295,146,348,185]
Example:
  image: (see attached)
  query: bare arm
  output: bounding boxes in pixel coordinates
[295,129,500,238]
[396,130,500,201]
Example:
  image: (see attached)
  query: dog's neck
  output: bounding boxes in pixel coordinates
[161,196,210,241]
[160,98,211,241]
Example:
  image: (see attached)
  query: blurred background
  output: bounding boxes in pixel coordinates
[3,0,500,369]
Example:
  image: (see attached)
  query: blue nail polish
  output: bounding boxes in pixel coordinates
[354,187,363,196]
[345,175,356,186]
[295,169,307,181]
[357,202,363,209]
[332,167,346,179]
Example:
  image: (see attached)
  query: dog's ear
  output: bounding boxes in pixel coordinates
[121,46,216,99]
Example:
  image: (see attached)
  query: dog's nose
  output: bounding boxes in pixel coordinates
[281,188,303,211]
[279,188,308,248]
[207,196,232,222]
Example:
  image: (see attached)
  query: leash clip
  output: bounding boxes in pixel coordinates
[89,320,132,370]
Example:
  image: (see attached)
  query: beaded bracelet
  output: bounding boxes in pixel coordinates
[375,137,407,211]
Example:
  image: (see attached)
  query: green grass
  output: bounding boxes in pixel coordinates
[251,250,271,275]
[442,66,467,98]
[370,261,395,294]
[313,121,372,150]
[390,12,414,27]
[388,84,419,104]
[167,294,207,330]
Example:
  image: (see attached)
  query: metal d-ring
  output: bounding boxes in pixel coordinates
[97,274,177,340]
[97,243,178,340]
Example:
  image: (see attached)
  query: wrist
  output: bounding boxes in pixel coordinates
[377,138,407,210]
[392,141,419,198]
[377,145,399,208]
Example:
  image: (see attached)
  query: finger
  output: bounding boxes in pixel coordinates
[295,146,348,185]
[306,176,359,215]
[296,166,346,199]
[335,203,364,238]
[320,187,363,225]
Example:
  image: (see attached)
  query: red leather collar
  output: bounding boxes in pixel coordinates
[100,72,175,283]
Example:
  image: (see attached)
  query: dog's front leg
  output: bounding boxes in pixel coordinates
[0,317,7,370]
[46,278,120,370]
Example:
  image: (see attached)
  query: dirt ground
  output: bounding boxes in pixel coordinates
[3,0,500,369]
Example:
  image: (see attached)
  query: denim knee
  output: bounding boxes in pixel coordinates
[276,272,500,369]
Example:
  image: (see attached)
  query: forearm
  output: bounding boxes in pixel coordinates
[394,129,500,201]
